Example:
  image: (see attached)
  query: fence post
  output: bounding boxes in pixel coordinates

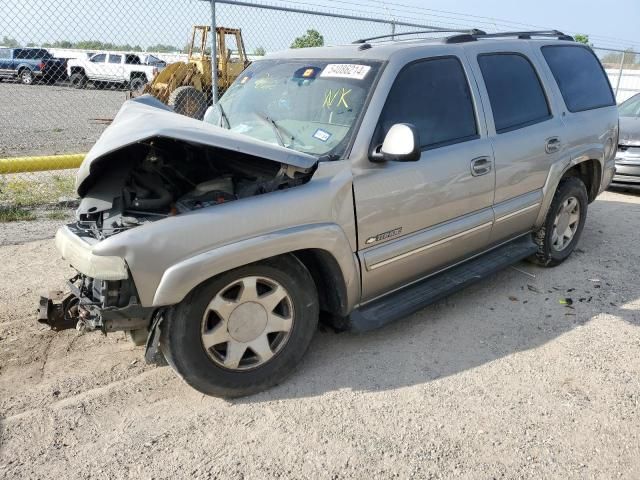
[391,20,396,40]
[614,53,625,100]
[210,0,218,104]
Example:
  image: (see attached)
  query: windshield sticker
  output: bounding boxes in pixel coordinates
[313,129,332,142]
[323,87,351,109]
[320,64,371,80]
[293,66,322,80]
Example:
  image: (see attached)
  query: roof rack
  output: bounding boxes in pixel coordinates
[353,29,574,46]
[474,30,574,41]
[353,29,486,44]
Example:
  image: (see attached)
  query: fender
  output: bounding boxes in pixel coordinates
[151,223,361,310]
[534,145,604,228]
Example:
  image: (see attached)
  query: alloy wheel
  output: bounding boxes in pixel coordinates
[551,196,580,251]
[201,276,294,370]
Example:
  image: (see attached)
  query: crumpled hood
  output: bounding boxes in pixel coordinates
[619,116,640,146]
[75,95,318,195]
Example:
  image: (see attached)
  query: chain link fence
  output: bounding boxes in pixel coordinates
[1,0,639,219]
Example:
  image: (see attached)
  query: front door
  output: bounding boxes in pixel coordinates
[353,55,496,301]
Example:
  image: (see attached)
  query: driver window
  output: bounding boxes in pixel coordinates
[376,57,478,151]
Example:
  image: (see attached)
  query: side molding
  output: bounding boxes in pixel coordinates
[152,223,360,309]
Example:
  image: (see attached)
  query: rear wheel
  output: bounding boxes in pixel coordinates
[530,177,588,267]
[168,85,207,119]
[160,255,319,397]
[69,72,87,89]
[129,76,147,93]
[19,69,34,85]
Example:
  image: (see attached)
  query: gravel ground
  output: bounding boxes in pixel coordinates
[0,190,639,479]
[0,82,126,158]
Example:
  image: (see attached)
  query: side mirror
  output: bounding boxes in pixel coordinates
[372,124,421,162]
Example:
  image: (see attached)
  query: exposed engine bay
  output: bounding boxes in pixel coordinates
[75,137,315,239]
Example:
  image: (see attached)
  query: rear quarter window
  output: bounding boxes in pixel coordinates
[542,45,615,113]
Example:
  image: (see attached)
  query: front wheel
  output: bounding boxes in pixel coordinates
[530,176,588,267]
[160,255,319,397]
[19,69,34,85]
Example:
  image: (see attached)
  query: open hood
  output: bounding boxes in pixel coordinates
[76,95,318,195]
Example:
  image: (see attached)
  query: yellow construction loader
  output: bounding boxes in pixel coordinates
[142,25,250,118]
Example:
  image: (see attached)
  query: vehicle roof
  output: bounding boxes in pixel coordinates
[267,37,578,61]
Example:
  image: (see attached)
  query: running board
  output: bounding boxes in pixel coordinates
[348,235,538,332]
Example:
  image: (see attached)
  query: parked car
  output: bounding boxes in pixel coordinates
[140,54,167,68]
[612,93,640,186]
[40,31,617,397]
[66,52,163,90]
[0,47,66,84]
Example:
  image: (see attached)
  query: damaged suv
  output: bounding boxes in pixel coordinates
[41,30,618,397]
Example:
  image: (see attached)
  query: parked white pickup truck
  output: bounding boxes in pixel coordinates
[67,52,162,90]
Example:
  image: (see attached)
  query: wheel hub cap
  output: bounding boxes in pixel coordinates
[227,302,268,343]
[551,196,580,252]
[201,276,294,371]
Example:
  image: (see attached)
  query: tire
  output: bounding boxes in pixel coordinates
[530,176,588,267]
[69,72,87,89]
[160,255,319,397]
[19,69,34,85]
[129,76,147,93]
[168,85,208,119]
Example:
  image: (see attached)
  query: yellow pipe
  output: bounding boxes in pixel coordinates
[0,153,86,174]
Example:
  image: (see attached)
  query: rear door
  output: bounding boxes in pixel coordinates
[106,53,124,81]
[465,43,566,243]
[352,54,496,301]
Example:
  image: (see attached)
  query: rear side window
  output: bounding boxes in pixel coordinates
[377,57,478,150]
[478,53,551,134]
[542,45,615,112]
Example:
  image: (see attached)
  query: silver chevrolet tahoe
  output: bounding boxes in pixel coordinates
[40,30,618,397]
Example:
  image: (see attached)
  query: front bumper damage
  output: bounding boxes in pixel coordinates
[38,226,155,335]
[38,274,154,333]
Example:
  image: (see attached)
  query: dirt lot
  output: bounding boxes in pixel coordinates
[0,190,639,479]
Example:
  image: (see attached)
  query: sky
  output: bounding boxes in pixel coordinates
[2,0,639,53]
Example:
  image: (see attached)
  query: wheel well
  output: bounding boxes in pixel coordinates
[291,249,350,318]
[562,160,601,203]
[130,72,147,81]
[69,67,85,76]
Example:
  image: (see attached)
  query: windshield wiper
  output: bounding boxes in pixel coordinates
[255,112,295,148]
[218,104,231,129]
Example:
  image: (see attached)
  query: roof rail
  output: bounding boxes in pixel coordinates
[353,29,573,46]
[353,29,486,44]
[472,30,575,42]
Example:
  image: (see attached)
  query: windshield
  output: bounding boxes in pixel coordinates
[619,94,640,117]
[205,59,382,158]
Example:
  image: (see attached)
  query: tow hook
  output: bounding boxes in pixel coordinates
[38,290,80,331]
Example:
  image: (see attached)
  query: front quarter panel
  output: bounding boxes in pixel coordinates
[91,161,359,309]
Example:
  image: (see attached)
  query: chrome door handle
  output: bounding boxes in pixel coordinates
[470,157,492,176]
[545,137,562,154]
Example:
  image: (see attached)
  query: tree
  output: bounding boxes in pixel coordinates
[574,34,591,46]
[146,43,179,53]
[290,29,324,49]
[254,46,266,56]
[1,36,19,47]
